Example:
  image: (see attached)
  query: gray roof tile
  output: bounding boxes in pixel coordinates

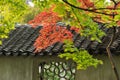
[0,24,120,56]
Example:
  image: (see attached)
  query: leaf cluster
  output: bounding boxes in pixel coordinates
[59,40,103,70]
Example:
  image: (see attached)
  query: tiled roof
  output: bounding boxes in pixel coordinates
[0,24,120,56]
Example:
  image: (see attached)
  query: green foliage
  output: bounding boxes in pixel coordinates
[0,0,38,44]
[59,40,103,70]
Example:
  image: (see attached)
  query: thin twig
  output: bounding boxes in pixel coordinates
[106,26,119,80]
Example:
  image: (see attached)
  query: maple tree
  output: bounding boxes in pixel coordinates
[29,0,120,79]
[28,10,80,52]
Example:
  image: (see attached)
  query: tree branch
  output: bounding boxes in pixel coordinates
[111,0,117,5]
[106,26,119,80]
[106,1,119,80]
[62,0,118,16]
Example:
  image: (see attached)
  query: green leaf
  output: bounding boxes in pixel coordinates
[67,0,80,6]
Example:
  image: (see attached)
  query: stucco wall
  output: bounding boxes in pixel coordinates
[75,55,120,80]
[0,55,119,80]
[0,56,33,80]
[0,56,67,80]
